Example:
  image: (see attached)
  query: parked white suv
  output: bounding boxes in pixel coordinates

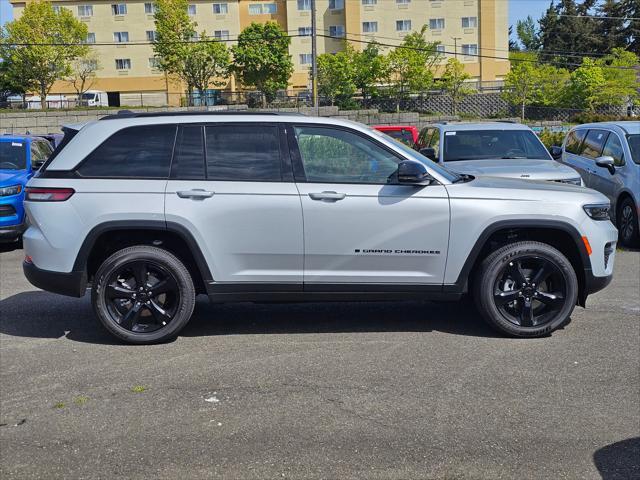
[23,112,617,344]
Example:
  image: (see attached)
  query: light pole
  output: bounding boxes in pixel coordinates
[451,36,461,59]
[311,0,318,112]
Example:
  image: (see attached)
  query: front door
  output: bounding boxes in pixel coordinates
[165,123,303,286]
[591,131,626,207]
[289,124,450,286]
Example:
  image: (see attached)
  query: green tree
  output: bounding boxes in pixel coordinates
[352,42,387,104]
[317,48,356,107]
[595,48,639,107]
[516,15,540,51]
[231,22,293,107]
[154,0,230,103]
[564,58,607,110]
[618,0,640,55]
[66,52,100,100]
[3,1,88,108]
[438,58,474,115]
[385,25,441,111]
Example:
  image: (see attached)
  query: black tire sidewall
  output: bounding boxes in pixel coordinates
[92,246,196,344]
[618,198,640,247]
[475,242,578,337]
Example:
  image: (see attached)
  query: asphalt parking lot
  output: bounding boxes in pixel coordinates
[0,247,638,479]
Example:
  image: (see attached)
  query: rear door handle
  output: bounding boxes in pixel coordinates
[177,189,214,199]
[308,191,346,201]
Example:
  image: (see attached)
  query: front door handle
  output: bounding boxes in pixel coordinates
[177,189,214,199]
[308,191,346,201]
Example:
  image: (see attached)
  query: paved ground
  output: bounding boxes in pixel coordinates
[0,247,638,479]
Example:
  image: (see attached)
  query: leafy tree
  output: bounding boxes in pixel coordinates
[438,58,474,115]
[508,25,519,51]
[154,0,230,103]
[317,48,355,107]
[516,16,540,51]
[3,1,88,108]
[352,42,388,104]
[231,22,293,107]
[595,0,626,53]
[66,52,100,100]
[385,25,441,111]
[595,48,639,107]
[618,0,640,54]
[564,58,607,110]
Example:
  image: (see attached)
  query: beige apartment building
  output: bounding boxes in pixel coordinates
[10,0,509,106]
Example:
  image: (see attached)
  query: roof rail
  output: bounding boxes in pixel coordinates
[98,110,306,120]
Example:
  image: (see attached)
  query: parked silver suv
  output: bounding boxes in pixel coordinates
[555,121,640,247]
[22,112,617,344]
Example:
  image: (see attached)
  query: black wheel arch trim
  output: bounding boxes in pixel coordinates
[72,220,214,288]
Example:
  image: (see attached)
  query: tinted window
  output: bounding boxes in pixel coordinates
[442,129,551,162]
[79,125,176,178]
[581,129,609,159]
[602,133,625,167]
[31,141,53,166]
[205,125,281,181]
[383,129,414,146]
[565,129,587,154]
[294,126,400,184]
[0,141,27,170]
[172,126,205,179]
[627,135,640,165]
[418,128,434,148]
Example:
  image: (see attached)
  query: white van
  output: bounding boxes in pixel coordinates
[80,90,108,107]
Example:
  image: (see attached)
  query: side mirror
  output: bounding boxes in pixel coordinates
[549,146,563,160]
[418,147,437,161]
[595,156,616,175]
[397,160,432,184]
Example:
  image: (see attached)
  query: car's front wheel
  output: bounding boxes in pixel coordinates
[473,241,578,337]
[92,246,196,344]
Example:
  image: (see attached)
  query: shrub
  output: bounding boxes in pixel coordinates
[537,129,566,149]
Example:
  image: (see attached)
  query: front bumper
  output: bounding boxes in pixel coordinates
[0,222,26,242]
[23,260,87,297]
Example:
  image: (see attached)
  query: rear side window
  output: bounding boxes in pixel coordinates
[204,125,281,181]
[565,129,586,155]
[581,129,609,159]
[172,126,205,179]
[78,125,177,178]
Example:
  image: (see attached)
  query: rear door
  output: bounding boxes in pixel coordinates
[580,129,610,188]
[164,123,303,287]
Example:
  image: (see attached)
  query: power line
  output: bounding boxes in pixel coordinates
[557,14,640,21]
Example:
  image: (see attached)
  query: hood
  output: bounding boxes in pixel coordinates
[0,170,30,187]
[444,159,581,181]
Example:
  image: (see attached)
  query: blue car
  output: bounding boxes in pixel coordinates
[0,135,53,244]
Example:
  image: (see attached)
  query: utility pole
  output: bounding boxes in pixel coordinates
[451,37,461,59]
[311,0,318,112]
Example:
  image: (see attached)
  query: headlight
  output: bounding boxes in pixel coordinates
[583,204,610,220]
[558,178,583,186]
[0,184,22,197]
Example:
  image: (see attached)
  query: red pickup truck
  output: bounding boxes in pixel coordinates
[372,125,419,148]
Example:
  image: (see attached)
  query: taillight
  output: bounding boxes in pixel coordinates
[25,187,75,202]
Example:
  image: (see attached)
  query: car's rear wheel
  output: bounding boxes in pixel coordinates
[474,241,578,337]
[92,246,196,344]
[618,197,639,248]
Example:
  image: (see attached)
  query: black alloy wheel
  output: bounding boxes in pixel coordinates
[619,199,639,247]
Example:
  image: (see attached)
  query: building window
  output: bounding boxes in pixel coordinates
[111,4,127,15]
[396,20,411,31]
[149,57,160,69]
[113,31,129,43]
[144,2,158,14]
[52,5,61,13]
[115,58,131,70]
[429,18,445,30]
[329,25,345,38]
[436,44,445,53]
[85,32,96,44]
[298,26,312,36]
[362,0,377,4]
[146,30,157,41]
[249,3,277,14]
[213,3,228,14]
[83,59,98,70]
[462,16,477,28]
[462,44,478,55]
[214,30,230,40]
[187,4,196,14]
[329,0,344,10]
[297,0,311,11]
[77,5,93,16]
[362,21,378,33]
[299,53,313,65]
[396,0,410,4]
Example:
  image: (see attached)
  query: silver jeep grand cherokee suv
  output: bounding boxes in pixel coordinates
[23,112,617,344]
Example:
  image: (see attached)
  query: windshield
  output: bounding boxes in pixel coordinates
[0,141,27,170]
[381,129,415,146]
[369,128,461,183]
[443,129,552,162]
[81,93,96,100]
[627,135,640,164]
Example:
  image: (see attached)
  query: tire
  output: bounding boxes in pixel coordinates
[473,241,578,338]
[92,245,196,344]
[618,197,640,248]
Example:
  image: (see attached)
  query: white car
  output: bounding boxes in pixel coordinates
[22,112,617,344]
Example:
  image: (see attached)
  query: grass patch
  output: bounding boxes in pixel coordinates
[53,402,66,409]
[74,395,89,406]
[130,385,147,393]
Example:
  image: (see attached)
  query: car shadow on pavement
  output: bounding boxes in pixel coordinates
[593,437,640,480]
[0,291,508,344]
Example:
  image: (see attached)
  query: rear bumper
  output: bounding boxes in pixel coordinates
[0,223,26,242]
[23,261,87,297]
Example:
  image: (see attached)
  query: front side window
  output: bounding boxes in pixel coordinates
[429,18,445,29]
[111,4,127,15]
[627,135,640,164]
[294,126,401,184]
[442,130,551,162]
[396,20,411,31]
[213,3,228,14]
[565,129,587,154]
[362,21,378,33]
[581,129,609,159]
[78,125,176,178]
[78,5,93,16]
[0,142,27,170]
[113,31,129,43]
[602,133,625,166]
[205,125,281,181]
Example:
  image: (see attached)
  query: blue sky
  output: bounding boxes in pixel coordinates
[1,0,551,30]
